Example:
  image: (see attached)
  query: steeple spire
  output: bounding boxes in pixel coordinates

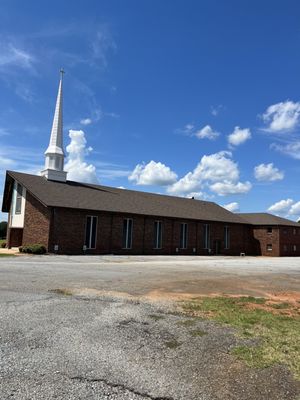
[41,69,67,182]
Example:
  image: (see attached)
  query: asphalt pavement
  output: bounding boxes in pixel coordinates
[0,255,299,399]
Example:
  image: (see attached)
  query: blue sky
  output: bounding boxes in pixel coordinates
[1,0,300,221]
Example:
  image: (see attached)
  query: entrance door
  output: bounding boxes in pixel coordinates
[214,240,221,255]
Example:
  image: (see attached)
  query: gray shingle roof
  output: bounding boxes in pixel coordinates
[3,171,247,224]
[238,213,300,227]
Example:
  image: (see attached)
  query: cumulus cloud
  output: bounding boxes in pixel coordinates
[129,160,178,186]
[222,202,239,212]
[254,163,284,182]
[228,126,251,146]
[65,130,98,184]
[262,100,300,133]
[195,125,220,140]
[271,141,300,160]
[289,202,300,216]
[184,191,210,200]
[210,181,252,196]
[267,199,294,215]
[167,151,251,197]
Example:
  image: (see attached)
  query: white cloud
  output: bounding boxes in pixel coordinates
[222,202,239,212]
[271,141,300,160]
[0,42,35,71]
[184,191,211,200]
[228,126,251,146]
[267,198,294,215]
[195,125,220,140]
[210,181,252,196]
[184,123,194,133]
[65,130,98,184]
[289,202,300,216]
[254,163,284,182]
[91,29,117,68]
[80,118,92,126]
[210,105,223,116]
[167,151,250,197]
[262,100,300,133]
[129,160,178,186]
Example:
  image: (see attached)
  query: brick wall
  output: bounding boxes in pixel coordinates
[17,198,300,256]
[7,228,23,247]
[22,192,51,248]
[46,207,256,256]
[279,226,300,256]
[252,226,280,256]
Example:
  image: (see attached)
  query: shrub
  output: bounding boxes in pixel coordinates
[19,244,46,254]
[1,242,6,248]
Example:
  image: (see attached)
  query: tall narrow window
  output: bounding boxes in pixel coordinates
[203,224,210,249]
[15,183,23,214]
[122,218,133,249]
[224,226,230,249]
[85,216,97,249]
[180,223,188,249]
[154,221,162,249]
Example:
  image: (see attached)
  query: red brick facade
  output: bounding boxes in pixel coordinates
[20,201,257,255]
[6,196,300,256]
[252,225,300,256]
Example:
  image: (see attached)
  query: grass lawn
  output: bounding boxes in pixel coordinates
[0,239,6,246]
[0,254,15,257]
[181,296,300,380]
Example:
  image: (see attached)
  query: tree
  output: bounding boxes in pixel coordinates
[0,221,7,239]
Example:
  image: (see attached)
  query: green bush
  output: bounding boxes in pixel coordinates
[0,242,6,248]
[19,244,47,254]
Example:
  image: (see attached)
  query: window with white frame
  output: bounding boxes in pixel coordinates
[224,226,230,249]
[154,221,162,249]
[180,223,188,249]
[122,218,133,249]
[267,243,272,252]
[293,245,297,252]
[85,216,97,249]
[15,183,23,214]
[203,224,210,249]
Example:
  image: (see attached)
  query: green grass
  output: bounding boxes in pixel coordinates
[269,302,290,309]
[0,254,14,257]
[0,239,6,245]
[182,296,300,379]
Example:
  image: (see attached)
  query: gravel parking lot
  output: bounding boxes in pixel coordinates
[0,255,299,399]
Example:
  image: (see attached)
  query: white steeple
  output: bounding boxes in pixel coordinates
[41,69,67,182]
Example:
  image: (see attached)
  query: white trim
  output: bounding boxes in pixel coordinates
[85,215,98,249]
[123,218,133,249]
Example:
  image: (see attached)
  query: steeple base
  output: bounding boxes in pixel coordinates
[41,168,67,183]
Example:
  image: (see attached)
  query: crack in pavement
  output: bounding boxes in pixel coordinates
[68,375,174,400]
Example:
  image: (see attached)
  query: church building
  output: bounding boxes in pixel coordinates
[2,73,300,256]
